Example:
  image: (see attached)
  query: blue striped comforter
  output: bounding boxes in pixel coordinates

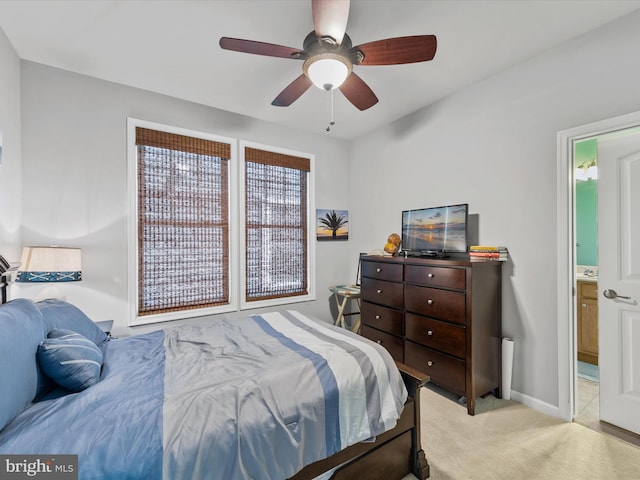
[0,310,407,479]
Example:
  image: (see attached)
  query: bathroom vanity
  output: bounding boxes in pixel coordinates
[577,267,598,365]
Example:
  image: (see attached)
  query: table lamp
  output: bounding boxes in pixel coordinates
[16,246,82,302]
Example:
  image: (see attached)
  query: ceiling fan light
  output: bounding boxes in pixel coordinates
[305,55,351,91]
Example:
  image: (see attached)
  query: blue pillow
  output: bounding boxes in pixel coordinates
[37,329,104,392]
[36,299,108,346]
[0,299,46,431]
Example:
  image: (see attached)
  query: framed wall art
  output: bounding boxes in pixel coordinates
[316,209,349,241]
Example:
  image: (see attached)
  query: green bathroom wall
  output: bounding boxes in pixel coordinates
[575,138,598,266]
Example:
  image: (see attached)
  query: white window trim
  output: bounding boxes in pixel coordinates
[127,118,239,326]
[239,140,316,311]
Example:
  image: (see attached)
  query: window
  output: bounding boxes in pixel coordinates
[129,120,236,325]
[242,144,315,308]
[128,121,314,325]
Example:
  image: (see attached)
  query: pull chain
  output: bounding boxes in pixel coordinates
[326,88,336,132]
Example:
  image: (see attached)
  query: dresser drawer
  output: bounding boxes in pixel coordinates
[405,313,466,358]
[404,265,466,290]
[361,277,404,309]
[361,301,404,336]
[405,284,466,325]
[361,260,403,282]
[361,325,404,363]
[405,341,465,396]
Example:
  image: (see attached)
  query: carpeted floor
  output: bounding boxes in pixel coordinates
[402,385,640,480]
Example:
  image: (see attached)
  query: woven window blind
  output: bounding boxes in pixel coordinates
[245,147,310,302]
[136,127,230,316]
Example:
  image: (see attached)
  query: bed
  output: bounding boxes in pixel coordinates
[0,298,429,479]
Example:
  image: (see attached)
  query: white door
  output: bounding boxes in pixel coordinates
[597,129,640,434]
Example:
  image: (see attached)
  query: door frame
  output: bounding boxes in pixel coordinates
[557,110,640,422]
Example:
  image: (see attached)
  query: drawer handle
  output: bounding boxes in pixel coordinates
[376,268,382,273]
[375,315,381,320]
[377,289,383,294]
[428,273,434,278]
[427,361,434,367]
[427,330,433,336]
[427,299,433,305]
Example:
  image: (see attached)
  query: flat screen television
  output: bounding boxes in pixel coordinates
[401,203,468,256]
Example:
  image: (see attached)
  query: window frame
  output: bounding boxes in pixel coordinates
[239,140,316,311]
[127,118,239,326]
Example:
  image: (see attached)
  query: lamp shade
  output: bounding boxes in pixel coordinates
[16,246,82,282]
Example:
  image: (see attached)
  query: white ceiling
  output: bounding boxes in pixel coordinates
[1,0,639,140]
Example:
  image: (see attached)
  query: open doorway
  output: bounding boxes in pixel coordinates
[558,112,640,446]
[573,137,600,428]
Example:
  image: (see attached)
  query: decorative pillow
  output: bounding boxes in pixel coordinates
[37,329,104,392]
[36,299,108,347]
[0,299,46,431]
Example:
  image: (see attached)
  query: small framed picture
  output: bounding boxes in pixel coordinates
[317,209,349,241]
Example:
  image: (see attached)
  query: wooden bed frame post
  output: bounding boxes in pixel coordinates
[396,362,430,480]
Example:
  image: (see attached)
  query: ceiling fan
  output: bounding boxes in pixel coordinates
[219,0,437,111]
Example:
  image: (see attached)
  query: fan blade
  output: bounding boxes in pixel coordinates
[272,75,313,107]
[219,37,304,59]
[339,72,378,111]
[312,0,350,45]
[352,35,437,65]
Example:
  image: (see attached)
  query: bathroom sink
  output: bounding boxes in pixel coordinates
[577,265,598,282]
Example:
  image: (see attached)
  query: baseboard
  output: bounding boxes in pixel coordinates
[508,390,562,419]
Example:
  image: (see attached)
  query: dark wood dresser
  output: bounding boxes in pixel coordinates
[360,255,502,415]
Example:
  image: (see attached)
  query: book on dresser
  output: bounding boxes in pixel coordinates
[359,255,503,415]
[469,246,508,261]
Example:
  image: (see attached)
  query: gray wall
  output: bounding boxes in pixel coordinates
[15,62,352,335]
[348,11,640,413]
[0,26,21,259]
